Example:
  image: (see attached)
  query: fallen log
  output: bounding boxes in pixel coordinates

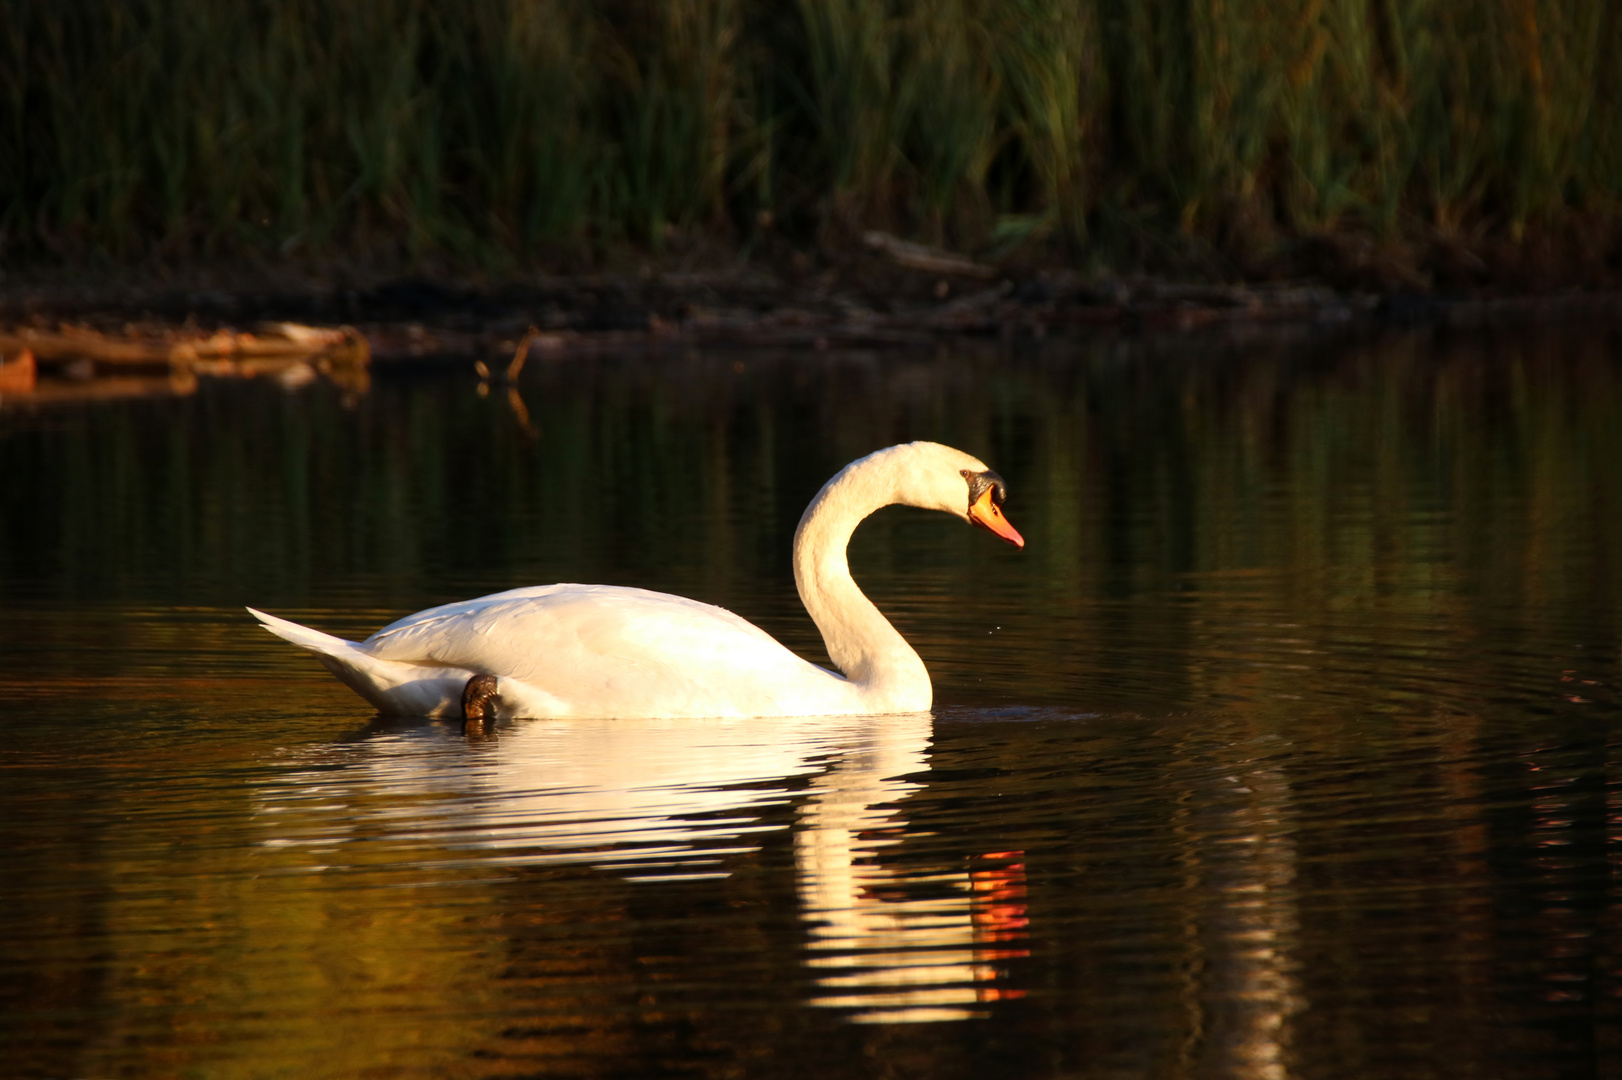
[0,322,369,370]
[861,231,998,279]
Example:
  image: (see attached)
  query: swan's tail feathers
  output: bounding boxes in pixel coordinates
[246,607,467,718]
[247,607,364,659]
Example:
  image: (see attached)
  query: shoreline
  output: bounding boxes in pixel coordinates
[3,249,1621,408]
[5,253,1621,363]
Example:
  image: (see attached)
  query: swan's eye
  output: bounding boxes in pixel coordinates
[960,469,1008,510]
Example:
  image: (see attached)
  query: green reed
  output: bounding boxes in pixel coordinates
[0,0,1616,274]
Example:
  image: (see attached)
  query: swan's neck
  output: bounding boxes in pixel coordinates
[793,454,931,711]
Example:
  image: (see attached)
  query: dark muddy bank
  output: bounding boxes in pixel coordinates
[6,245,1621,378]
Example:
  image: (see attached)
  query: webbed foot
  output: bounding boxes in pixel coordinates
[462,673,500,732]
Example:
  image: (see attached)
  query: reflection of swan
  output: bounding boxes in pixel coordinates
[260,711,1028,1021]
[249,442,1023,720]
[438,714,910,874]
[798,762,1031,1024]
[261,714,927,878]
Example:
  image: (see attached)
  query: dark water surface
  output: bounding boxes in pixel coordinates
[2,325,1620,1078]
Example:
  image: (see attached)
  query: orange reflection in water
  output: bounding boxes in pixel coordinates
[795,732,1030,1023]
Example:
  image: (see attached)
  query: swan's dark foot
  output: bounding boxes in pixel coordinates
[462,673,500,732]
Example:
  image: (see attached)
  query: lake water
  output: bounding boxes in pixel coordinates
[2,322,1620,1078]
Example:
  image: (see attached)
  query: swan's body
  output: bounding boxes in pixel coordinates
[251,441,1023,720]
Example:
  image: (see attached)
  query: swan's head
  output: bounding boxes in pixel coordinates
[875,442,1025,549]
[959,465,1024,548]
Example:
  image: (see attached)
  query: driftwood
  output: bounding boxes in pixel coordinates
[0,321,369,404]
[861,231,998,279]
[0,322,368,370]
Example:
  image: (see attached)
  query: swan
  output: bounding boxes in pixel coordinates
[249,441,1023,721]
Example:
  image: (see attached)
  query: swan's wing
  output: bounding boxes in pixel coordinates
[361,584,837,714]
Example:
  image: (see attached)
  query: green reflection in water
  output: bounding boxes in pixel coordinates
[4,326,1619,716]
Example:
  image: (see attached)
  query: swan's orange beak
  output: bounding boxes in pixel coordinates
[968,487,1024,548]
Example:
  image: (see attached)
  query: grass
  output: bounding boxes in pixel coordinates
[1,0,1618,281]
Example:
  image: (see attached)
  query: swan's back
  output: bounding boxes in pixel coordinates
[362,584,856,718]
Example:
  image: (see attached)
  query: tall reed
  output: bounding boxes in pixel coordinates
[0,0,1616,275]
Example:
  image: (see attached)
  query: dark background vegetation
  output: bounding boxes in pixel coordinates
[3,0,1620,290]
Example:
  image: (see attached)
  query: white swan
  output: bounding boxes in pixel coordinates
[249,441,1023,720]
